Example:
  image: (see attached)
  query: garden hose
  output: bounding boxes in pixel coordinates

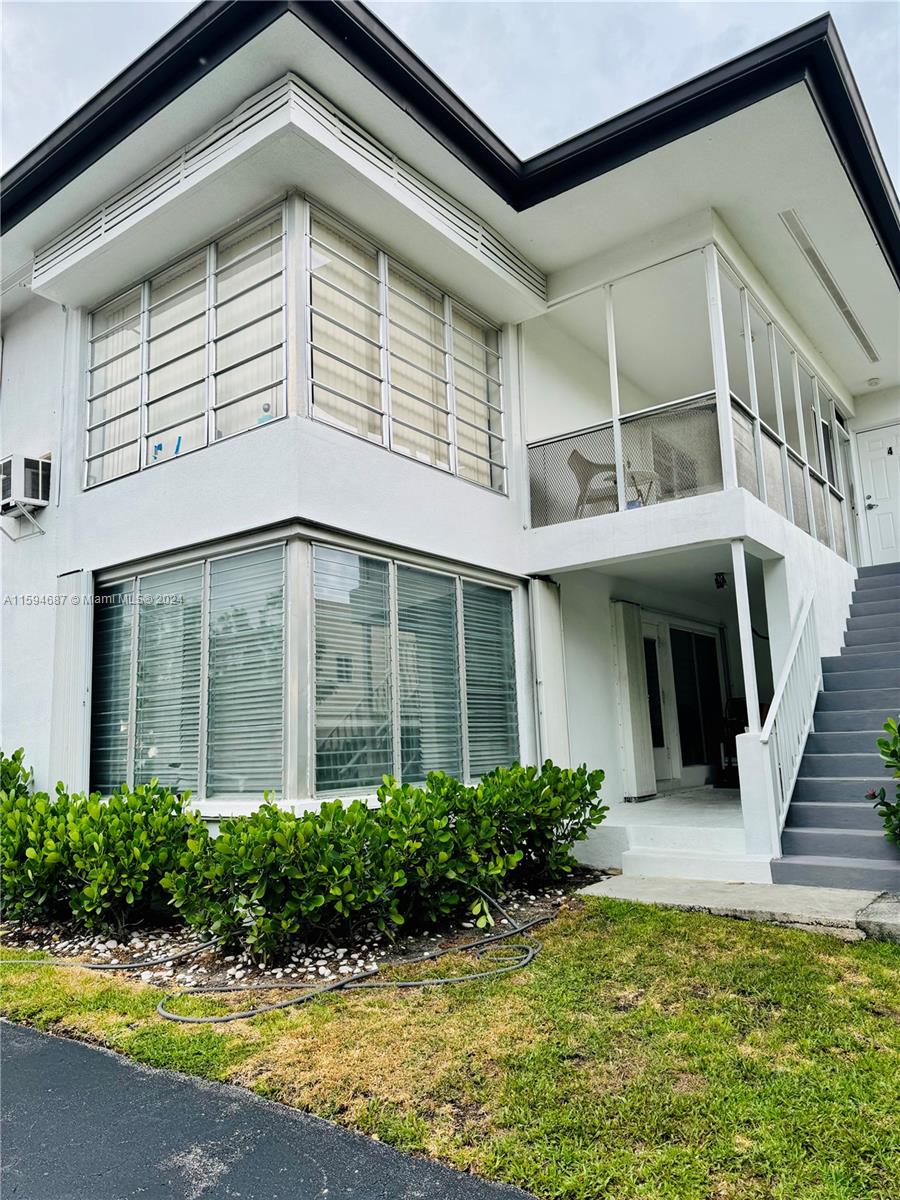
[1,887,552,1023]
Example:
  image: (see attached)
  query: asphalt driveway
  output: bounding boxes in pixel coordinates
[1,1021,531,1199]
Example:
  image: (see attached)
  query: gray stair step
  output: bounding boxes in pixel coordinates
[823,669,899,691]
[793,776,886,802]
[842,637,900,653]
[816,686,900,710]
[849,598,900,618]
[823,650,900,672]
[851,584,900,604]
[781,827,900,861]
[858,562,900,579]
[784,802,885,831]
[845,612,900,631]
[772,854,900,891]
[814,708,896,731]
[799,752,884,777]
[806,730,885,753]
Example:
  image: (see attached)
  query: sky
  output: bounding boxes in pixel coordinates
[2,0,898,181]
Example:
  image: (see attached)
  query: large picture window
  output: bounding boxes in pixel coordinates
[90,536,520,800]
[85,206,286,487]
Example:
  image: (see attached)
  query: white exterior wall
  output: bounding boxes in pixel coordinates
[0,297,68,777]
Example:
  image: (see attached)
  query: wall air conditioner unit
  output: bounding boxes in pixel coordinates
[1,454,51,519]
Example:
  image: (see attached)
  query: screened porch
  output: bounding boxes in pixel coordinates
[526,245,856,562]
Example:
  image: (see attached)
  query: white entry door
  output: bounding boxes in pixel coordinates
[858,425,900,565]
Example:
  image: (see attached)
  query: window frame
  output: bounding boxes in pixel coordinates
[84,201,289,489]
[310,539,520,798]
[305,200,508,495]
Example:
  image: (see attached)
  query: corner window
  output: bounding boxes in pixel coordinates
[85,206,286,487]
[90,536,520,800]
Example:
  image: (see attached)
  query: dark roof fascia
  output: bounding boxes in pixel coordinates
[0,1,288,232]
[2,4,897,287]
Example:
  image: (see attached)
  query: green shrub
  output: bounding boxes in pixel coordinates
[1,747,32,798]
[1,784,72,920]
[871,716,900,846]
[1,750,607,955]
[1,779,205,932]
[376,773,520,929]
[65,783,208,932]
[165,798,409,959]
[472,761,607,880]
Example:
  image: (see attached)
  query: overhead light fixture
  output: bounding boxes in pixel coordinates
[868,377,881,387]
[779,209,880,364]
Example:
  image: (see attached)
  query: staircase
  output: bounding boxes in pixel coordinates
[772,561,900,891]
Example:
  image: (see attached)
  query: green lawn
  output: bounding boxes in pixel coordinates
[3,898,899,1200]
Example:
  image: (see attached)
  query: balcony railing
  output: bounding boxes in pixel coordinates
[527,390,850,559]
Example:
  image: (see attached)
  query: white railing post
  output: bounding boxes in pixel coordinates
[605,284,627,513]
[736,732,782,856]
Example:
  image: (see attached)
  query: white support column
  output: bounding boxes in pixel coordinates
[529,577,571,765]
[791,353,817,538]
[704,246,738,491]
[812,379,836,550]
[285,192,308,418]
[604,285,627,512]
[740,287,767,504]
[767,323,794,523]
[48,570,94,791]
[730,539,761,734]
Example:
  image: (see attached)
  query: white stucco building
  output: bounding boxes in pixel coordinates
[2,4,899,888]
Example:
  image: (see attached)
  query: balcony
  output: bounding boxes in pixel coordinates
[525,244,853,561]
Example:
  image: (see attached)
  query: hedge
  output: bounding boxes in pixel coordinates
[0,750,606,960]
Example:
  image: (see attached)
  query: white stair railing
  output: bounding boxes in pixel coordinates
[736,593,821,856]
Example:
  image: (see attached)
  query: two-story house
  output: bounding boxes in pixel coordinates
[2,3,899,890]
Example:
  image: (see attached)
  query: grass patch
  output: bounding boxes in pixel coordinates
[3,899,899,1199]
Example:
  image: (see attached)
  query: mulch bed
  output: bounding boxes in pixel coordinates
[0,867,609,991]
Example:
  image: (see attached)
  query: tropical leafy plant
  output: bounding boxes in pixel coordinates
[871,716,900,846]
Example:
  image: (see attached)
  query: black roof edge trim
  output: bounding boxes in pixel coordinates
[2,4,897,287]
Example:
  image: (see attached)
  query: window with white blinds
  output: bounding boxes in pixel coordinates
[313,545,517,793]
[308,208,507,492]
[90,544,285,797]
[85,206,285,487]
[463,581,519,775]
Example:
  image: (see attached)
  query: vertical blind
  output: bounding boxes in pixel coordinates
[463,581,519,775]
[313,547,517,792]
[91,544,285,797]
[89,582,135,793]
[314,547,393,793]
[206,546,285,796]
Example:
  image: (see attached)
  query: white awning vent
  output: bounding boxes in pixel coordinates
[779,208,880,363]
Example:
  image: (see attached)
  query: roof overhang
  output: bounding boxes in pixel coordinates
[3,4,897,278]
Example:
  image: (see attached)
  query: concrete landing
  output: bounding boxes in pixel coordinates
[580,876,900,941]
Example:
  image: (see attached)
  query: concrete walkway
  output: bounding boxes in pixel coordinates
[581,876,900,941]
[1,1022,531,1200]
